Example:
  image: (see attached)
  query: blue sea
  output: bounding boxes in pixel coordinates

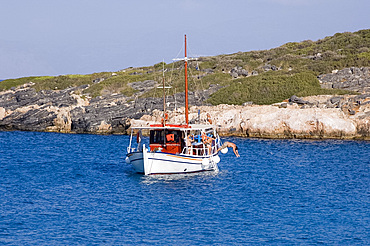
[0,131,369,245]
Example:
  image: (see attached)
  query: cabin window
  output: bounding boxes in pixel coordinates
[150,130,164,144]
[150,130,181,144]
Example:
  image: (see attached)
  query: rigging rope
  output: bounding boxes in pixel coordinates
[186,42,206,107]
[173,41,184,60]
[164,38,206,122]
[187,60,206,107]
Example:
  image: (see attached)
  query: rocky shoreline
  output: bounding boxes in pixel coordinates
[1,67,370,140]
[132,94,370,140]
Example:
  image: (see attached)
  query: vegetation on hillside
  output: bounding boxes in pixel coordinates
[210,29,370,74]
[208,71,350,105]
[1,29,369,105]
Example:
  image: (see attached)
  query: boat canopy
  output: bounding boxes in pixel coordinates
[130,124,216,131]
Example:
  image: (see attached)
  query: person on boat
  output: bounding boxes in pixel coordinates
[206,113,212,124]
[185,134,194,154]
[217,141,240,157]
[201,132,215,154]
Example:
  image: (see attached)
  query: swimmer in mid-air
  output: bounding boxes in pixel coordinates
[217,141,240,157]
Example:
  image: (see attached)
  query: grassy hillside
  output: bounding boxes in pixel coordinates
[1,29,369,105]
[207,71,349,105]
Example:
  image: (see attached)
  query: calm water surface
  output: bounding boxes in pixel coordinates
[0,131,369,245]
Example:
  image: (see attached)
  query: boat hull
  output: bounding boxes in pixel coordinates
[127,147,219,175]
[126,151,145,173]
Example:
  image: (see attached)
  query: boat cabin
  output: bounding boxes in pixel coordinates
[149,129,183,154]
[129,124,220,157]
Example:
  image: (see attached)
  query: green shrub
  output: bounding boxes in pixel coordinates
[207,72,352,105]
[1,29,368,105]
[0,77,38,91]
[154,62,166,70]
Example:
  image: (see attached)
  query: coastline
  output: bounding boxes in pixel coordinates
[131,99,370,141]
[1,87,369,140]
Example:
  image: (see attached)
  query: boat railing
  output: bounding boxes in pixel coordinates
[181,141,220,156]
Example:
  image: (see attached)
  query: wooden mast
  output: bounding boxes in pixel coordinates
[184,34,189,125]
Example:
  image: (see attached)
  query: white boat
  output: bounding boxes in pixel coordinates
[126,35,223,175]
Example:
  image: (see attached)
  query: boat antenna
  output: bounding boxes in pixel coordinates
[185,34,189,125]
[174,88,177,115]
[162,59,166,126]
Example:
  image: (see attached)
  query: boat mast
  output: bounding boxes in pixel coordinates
[184,34,189,125]
[162,60,166,126]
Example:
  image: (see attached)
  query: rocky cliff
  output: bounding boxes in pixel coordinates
[0,82,217,134]
[1,68,370,139]
[131,94,370,140]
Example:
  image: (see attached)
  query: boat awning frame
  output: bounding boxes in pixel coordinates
[130,124,217,131]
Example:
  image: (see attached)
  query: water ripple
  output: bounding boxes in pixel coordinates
[0,132,369,244]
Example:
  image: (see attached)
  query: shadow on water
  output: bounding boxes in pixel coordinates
[138,170,221,185]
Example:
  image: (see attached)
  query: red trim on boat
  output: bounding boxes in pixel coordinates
[149,124,191,128]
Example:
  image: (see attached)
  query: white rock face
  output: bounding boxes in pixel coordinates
[1,82,369,139]
[0,107,5,120]
[132,98,370,139]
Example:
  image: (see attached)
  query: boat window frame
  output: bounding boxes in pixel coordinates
[150,129,182,145]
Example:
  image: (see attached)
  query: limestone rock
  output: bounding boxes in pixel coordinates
[131,96,370,139]
[1,79,370,139]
